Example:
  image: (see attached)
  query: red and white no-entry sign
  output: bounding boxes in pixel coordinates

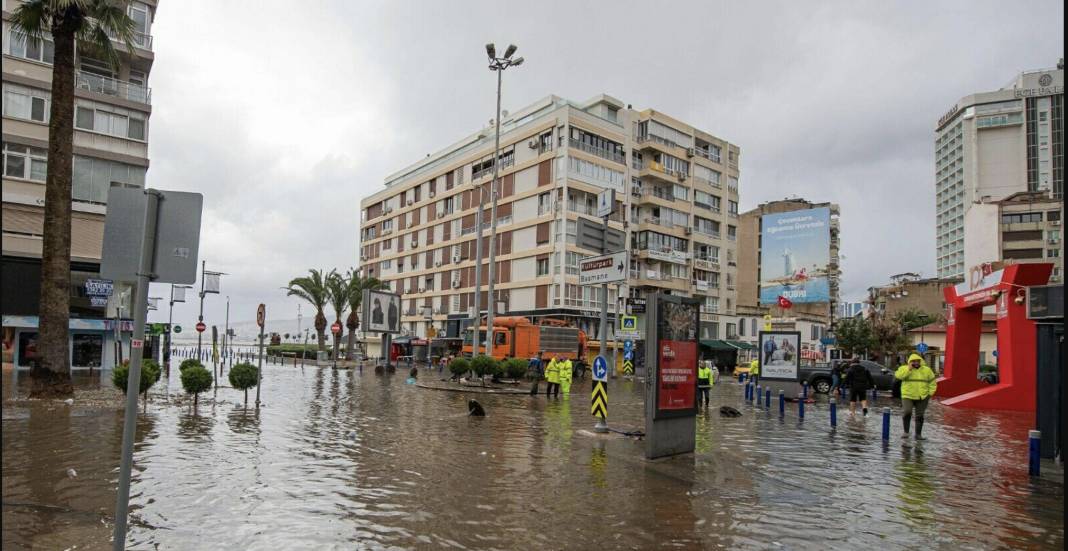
[195,321,206,333]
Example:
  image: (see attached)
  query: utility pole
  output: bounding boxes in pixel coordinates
[197,260,205,360]
[223,295,230,372]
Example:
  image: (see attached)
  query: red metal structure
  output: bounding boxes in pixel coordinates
[938,263,1052,411]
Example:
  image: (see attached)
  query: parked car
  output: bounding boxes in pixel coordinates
[803,359,897,395]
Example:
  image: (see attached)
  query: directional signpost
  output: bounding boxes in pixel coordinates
[579,251,627,284]
[592,355,609,432]
[623,339,634,375]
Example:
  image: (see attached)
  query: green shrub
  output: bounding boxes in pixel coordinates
[112,359,161,396]
[180,365,213,406]
[503,358,528,380]
[471,355,499,380]
[228,362,259,405]
[449,357,471,379]
[179,358,203,372]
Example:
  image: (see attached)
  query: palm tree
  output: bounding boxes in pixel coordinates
[285,269,330,353]
[13,1,135,398]
[325,270,348,361]
[343,269,385,361]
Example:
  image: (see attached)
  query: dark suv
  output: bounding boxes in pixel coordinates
[813,359,898,395]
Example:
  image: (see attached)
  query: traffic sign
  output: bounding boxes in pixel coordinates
[916,342,929,354]
[593,355,609,382]
[627,297,646,314]
[256,304,266,328]
[331,322,342,335]
[173,325,182,334]
[195,321,206,333]
[591,380,608,419]
[623,339,633,354]
[597,189,615,217]
[992,349,998,357]
[619,315,637,332]
[579,251,627,285]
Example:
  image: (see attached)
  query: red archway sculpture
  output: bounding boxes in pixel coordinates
[938,263,1052,411]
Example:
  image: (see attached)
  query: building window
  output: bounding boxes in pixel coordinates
[74,103,147,141]
[728,200,739,215]
[2,143,47,182]
[1001,212,1042,224]
[567,156,625,190]
[738,319,746,337]
[727,225,737,241]
[71,155,145,204]
[3,84,49,122]
[6,30,54,64]
[537,258,549,276]
[1048,210,1061,221]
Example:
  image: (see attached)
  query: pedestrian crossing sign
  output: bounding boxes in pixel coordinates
[620,315,637,332]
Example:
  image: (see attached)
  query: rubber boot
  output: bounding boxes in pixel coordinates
[914,417,926,441]
[902,414,912,438]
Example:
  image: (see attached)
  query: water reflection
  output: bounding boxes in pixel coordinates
[1,364,1064,549]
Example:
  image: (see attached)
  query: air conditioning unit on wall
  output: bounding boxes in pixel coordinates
[452,280,461,288]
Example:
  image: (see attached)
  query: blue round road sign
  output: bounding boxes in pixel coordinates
[916,342,929,354]
[593,356,608,380]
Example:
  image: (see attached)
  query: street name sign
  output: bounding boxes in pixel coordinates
[579,251,627,285]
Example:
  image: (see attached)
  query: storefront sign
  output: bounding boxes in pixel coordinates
[84,278,114,297]
[90,297,109,307]
[627,298,646,314]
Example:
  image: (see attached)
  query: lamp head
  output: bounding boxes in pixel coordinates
[485,43,496,59]
[511,56,524,66]
[503,44,517,59]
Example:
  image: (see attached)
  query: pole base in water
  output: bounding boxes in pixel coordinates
[594,419,609,433]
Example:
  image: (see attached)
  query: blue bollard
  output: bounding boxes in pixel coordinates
[1029,430,1041,476]
[802,382,808,400]
[830,399,837,428]
[779,390,785,416]
[756,385,762,405]
[798,395,805,420]
[744,383,750,401]
[738,373,744,384]
[765,389,771,409]
[882,407,891,440]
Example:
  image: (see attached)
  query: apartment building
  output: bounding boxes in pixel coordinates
[935,61,1064,279]
[358,94,741,341]
[2,0,157,369]
[866,272,958,321]
[735,198,840,355]
[963,191,1062,283]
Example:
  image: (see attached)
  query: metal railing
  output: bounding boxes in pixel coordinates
[569,138,625,165]
[693,148,721,163]
[75,71,151,104]
[639,188,675,202]
[104,27,153,50]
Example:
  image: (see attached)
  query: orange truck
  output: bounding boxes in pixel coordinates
[462,316,588,365]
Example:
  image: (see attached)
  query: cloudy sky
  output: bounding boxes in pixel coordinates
[145,0,1064,332]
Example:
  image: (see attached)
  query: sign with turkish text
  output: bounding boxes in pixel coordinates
[653,297,699,419]
[579,251,627,285]
[84,278,114,297]
[627,298,646,314]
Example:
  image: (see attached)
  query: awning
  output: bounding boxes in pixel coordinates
[700,340,736,351]
[724,340,757,350]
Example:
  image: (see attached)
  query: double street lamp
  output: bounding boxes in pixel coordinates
[474,43,523,357]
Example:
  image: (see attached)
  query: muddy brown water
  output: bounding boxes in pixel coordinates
[2,359,1063,550]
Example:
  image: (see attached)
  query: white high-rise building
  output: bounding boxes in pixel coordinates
[934,62,1064,279]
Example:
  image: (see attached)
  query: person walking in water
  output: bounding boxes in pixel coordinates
[545,355,561,398]
[844,359,874,416]
[895,353,938,440]
[697,359,713,410]
[558,356,573,398]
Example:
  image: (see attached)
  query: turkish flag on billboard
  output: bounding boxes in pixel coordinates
[777,295,793,309]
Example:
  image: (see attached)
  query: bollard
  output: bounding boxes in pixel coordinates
[738,373,744,384]
[798,395,805,420]
[765,389,771,409]
[882,407,891,440]
[779,390,785,416]
[830,399,837,428]
[1029,430,1041,476]
[756,385,762,406]
[802,382,808,400]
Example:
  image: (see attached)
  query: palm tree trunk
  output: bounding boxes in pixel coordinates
[345,310,359,361]
[31,19,78,399]
[332,318,342,361]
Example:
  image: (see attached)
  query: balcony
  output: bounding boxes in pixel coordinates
[75,71,151,105]
[693,147,721,164]
[692,176,722,190]
[104,27,153,51]
[636,134,685,152]
[693,257,720,271]
[638,161,687,184]
[636,187,676,203]
[569,138,625,165]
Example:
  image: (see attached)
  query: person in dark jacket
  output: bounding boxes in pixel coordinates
[844,359,875,416]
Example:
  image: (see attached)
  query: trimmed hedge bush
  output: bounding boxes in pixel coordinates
[179,358,203,372]
[180,365,213,406]
[471,355,499,380]
[228,362,259,406]
[449,357,471,379]
[503,358,528,380]
[112,359,161,396]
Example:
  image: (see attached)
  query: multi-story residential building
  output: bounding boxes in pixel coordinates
[2,0,157,369]
[963,191,1062,283]
[866,272,959,321]
[935,61,1064,279]
[358,94,742,343]
[735,199,840,355]
[836,301,867,319]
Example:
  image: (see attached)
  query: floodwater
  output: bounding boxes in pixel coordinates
[2,354,1063,550]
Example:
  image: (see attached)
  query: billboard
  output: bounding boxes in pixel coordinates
[759,331,801,381]
[653,296,699,419]
[760,207,831,304]
[362,289,401,334]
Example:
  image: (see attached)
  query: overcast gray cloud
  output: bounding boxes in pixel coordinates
[145,0,1064,332]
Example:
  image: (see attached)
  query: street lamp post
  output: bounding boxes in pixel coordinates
[484,43,524,358]
[167,284,191,372]
[196,262,225,361]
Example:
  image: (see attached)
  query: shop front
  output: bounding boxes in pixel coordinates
[2,315,132,371]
